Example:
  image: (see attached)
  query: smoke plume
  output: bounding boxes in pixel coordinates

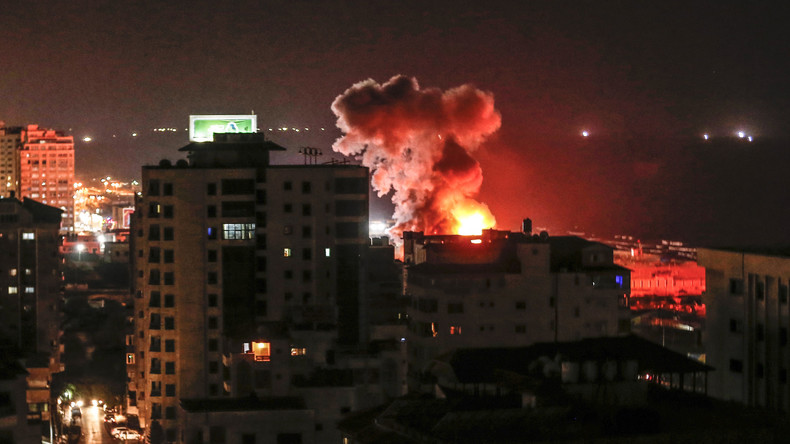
[331,75,501,242]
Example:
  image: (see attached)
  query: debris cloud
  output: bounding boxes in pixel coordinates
[332,75,501,243]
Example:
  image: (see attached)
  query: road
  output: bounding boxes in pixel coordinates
[81,405,113,443]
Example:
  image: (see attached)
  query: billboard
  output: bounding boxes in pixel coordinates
[189,115,257,142]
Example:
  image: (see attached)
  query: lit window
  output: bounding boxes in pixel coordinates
[24,287,34,294]
[283,248,292,257]
[8,286,18,294]
[126,353,135,364]
[252,341,271,361]
[222,223,255,240]
[22,232,35,240]
[290,347,307,356]
[325,248,331,257]
[449,326,462,335]
[8,269,16,276]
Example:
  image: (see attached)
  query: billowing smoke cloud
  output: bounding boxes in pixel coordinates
[332,75,501,242]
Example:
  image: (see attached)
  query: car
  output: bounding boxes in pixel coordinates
[110,427,129,438]
[71,407,81,418]
[113,428,141,441]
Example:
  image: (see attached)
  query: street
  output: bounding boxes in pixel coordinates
[81,405,113,444]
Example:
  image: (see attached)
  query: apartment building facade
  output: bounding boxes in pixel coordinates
[129,133,371,443]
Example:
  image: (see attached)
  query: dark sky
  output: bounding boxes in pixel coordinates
[1,0,788,246]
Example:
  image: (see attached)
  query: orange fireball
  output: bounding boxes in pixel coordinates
[450,199,496,235]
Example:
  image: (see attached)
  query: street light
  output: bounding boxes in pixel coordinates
[75,243,85,261]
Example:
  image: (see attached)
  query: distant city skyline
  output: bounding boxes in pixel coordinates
[1,0,787,247]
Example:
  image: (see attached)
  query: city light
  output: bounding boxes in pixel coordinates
[82,136,92,142]
[703,134,709,140]
[737,131,745,138]
[581,130,589,137]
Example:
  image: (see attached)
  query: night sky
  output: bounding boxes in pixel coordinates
[1,1,788,246]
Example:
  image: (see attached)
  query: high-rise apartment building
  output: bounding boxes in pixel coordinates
[129,133,370,443]
[0,126,23,198]
[404,230,632,389]
[0,124,75,232]
[0,197,63,436]
[699,247,790,411]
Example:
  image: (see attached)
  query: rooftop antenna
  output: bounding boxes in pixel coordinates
[298,147,322,165]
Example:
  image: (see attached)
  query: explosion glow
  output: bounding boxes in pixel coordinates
[331,75,501,243]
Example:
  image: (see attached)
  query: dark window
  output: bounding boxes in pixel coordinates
[302,204,311,216]
[164,294,174,308]
[148,225,160,241]
[448,303,464,314]
[151,403,162,420]
[781,369,788,384]
[757,323,765,341]
[284,270,293,279]
[783,328,788,347]
[256,257,267,272]
[242,434,256,444]
[148,180,160,196]
[208,339,218,352]
[149,269,160,285]
[207,205,217,218]
[335,222,359,239]
[208,272,218,285]
[256,300,267,316]
[221,201,255,217]
[757,363,765,378]
[756,281,765,301]
[256,279,267,293]
[302,226,312,238]
[164,272,174,285]
[165,339,175,353]
[149,336,161,352]
[335,200,366,217]
[334,177,367,194]
[163,183,173,196]
[302,248,312,260]
[163,227,174,241]
[165,384,175,397]
[209,317,218,329]
[150,314,161,330]
[729,359,743,373]
[149,292,161,307]
[148,247,161,263]
[165,361,175,374]
[150,358,161,374]
[165,406,176,420]
[150,381,161,396]
[164,317,175,330]
[163,205,173,218]
[515,301,526,310]
[303,270,312,282]
[208,227,217,240]
[209,426,225,444]
[283,181,292,191]
[729,318,742,333]
[781,284,789,304]
[207,183,216,195]
[277,433,302,444]
[515,325,527,333]
[256,211,267,227]
[729,278,744,294]
[208,250,217,262]
[221,179,255,195]
[256,189,266,204]
[284,203,292,213]
[209,361,219,374]
[302,181,311,193]
[208,294,218,307]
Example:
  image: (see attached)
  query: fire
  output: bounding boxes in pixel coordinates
[451,199,496,235]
